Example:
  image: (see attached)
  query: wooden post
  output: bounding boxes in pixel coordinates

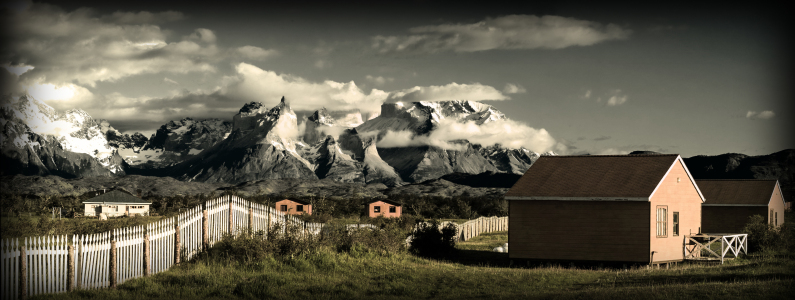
[174,224,181,265]
[228,200,233,235]
[19,245,26,300]
[143,234,150,276]
[109,240,117,289]
[248,206,254,234]
[202,209,209,251]
[67,244,75,292]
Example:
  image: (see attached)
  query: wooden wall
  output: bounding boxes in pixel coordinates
[770,182,786,227]
[367,201,401,218]
[702,206,766,234]
[648,160,702,263]
[274,200,312,215]
[508,200,650,263]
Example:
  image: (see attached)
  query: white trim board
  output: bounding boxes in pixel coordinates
[702,204,768,207]
[648,155,706,203]
[505,196,649,201]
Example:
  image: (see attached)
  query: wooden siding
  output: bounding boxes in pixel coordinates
[702,206,767,234]
[508,200,649,263]
[367,201,401,218]
[648,160,702,263]
[770,182,786,227]
[274,200,312,216]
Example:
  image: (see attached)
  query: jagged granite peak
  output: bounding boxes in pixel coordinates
[356,100,507,136]
[313,135,365,183]
[336,129,403,186]
[476,144,540,175]
[171,98,316,184]
[377,140,498,183]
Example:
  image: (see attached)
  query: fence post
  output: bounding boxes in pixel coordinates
[174,223,181,265]
[19,244,26,300]
[110,240,117,289]
[143,233,150,276]
[228,200,233,235]
[248,205,254,234]
[67,243,75,292]
[203,207,209,252]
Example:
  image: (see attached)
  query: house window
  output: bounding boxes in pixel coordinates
[656,206,667,237]
[775,212,778,226]
[673,212,679,236]
[374,206,381,213]
[280,205,288,212]
[770,209,774,224]
[389,206,396,213]
[296,205,304,212]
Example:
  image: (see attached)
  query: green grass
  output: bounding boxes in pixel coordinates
[28,230,794,300]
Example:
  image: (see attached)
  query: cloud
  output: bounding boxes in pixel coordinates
[163,78,178,85]
[599,89,627,106]
[385,82,509,102]
[236,46,278,60]
[593,135,611,141]
[314,59,330,69]
[503,83,526,94]
[5,4,221,87]
[376,118,559,153]
[746,110,775,120]
[100,10,185,24]
[3,63,34,76]
[582,90,591,99]
[366,75,393,86]
[372,14,630,54]
[595,148,631,155]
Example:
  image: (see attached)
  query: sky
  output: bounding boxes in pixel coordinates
[2,0,792,157]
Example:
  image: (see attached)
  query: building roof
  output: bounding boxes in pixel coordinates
[82,190,151,204]
[276,199,311,205]
[696,179,779,206]
[505,154,704,201]
[368,199,402,206]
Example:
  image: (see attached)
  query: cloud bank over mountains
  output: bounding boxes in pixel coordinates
[371,15,631,54]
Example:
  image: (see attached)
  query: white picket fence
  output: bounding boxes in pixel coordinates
[0,195,508,299]
[457,216,509,241]
[0,195,336,300]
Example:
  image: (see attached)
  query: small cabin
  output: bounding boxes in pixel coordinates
[82,190,152,217]
[367,200,402,218]
[697,179,786,233]
[505,154,704,264]
[275,199,312,215]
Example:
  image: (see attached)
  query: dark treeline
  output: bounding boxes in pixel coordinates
[0,189,508,221]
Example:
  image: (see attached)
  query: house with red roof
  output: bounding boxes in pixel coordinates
[697,179,786,233]
[505,154,704,264]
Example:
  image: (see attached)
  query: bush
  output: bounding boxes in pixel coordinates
[742,214,792,254]
[408,220,457,259]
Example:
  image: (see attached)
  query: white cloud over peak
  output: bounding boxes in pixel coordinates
[503,83,526,94]
[365,75,394,86]
[372,15,630,54]
[746,110,775,120]
[385,82,508,102]
[376,118,558,153]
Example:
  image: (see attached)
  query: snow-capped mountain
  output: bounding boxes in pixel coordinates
[2,96,548,186]
[114,118,232,168]
[1,95,126,176]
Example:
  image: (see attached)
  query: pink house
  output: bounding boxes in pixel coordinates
[274,199,312,215]
[367,200,402,218]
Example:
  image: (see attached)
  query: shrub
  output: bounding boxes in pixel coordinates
[408,220,457,259]
[742,214,791,254]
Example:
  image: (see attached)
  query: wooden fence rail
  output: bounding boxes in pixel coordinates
[0,195,509,299]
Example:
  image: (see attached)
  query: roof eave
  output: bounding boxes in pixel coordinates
[648,155,706,203]
[505,196,650,201]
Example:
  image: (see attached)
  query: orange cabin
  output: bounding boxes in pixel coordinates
[274,199,312,215]
[367,200,402,218]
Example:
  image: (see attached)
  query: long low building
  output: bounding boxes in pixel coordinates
[697,179,786,233]
[83,190,152,217]
[505,154,704,264]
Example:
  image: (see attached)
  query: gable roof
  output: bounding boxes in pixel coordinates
[276,199,311,205]
[368,199,402,206]
[696,179,779,206]
[82,190,151,204]
[506,154,704,201]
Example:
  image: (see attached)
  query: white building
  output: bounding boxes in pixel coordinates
[82,190,152,217]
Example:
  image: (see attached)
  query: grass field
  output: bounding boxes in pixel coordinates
[29,230,794,300]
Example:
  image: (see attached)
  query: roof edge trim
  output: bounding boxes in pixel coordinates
[648,155,706,202]
[505,196,649,201]
[702,204,768,207]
